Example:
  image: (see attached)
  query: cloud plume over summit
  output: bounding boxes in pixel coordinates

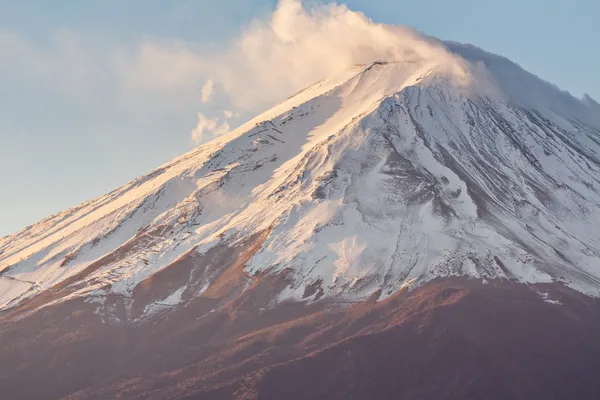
[198,0,454,110]
[2,0,597,145]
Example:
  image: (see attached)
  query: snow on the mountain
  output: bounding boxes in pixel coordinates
[2,36,600,314]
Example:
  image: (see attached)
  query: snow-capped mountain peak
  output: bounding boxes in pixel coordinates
[3,43,600,318]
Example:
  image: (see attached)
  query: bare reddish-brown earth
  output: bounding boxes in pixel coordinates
[2,272,600,400]
[1,230,599,399]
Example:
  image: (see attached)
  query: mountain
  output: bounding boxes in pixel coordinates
[2,39,600,399]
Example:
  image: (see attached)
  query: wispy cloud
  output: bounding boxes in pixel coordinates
[0,28,112,98]
[0,30,206,118]
[2,0,598,148]
[0,1,451,122]
[0,1,459,147]
[191,112,231,144]
[113,41,207,117]
[196,0,454,110]
[201,79,215,103]
[223,110,237,119]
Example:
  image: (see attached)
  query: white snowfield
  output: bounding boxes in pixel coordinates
[2,39,600,314]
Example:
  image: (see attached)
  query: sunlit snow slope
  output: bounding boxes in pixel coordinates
[2,41,600,315]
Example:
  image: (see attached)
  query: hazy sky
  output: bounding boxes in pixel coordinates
[1,0,599,236]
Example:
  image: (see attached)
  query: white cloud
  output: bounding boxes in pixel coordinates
[214,120,230,136]
[201,79,215,103]
[191,112,230,144]
[223,110,237,119]
[195,0,458,110]
[190,106,239,144]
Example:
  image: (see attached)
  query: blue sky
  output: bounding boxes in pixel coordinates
[1,0,599,236]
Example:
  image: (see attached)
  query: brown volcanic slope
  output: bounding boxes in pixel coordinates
[2,264,600,400]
